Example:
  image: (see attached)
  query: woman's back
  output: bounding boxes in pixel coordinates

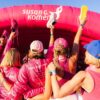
[83,68,100,100]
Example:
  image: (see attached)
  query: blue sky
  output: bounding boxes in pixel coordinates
[0,0,99,13]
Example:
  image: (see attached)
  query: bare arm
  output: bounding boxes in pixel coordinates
[28,68,52,100]
[51,71,86,98]
[69,18,86,74]
[49,26,54,47]
[3,32,16,55]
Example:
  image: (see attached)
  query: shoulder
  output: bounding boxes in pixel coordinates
[77,71,86,77]
[72,71,86,80]
[48,62,54,67]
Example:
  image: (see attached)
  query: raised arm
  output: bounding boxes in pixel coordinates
[69,17,86,73]
[3,19,18,56]
[3,32,16,56]
[45,26,54,63]
[50,67,86,98]
[48,26,54,47]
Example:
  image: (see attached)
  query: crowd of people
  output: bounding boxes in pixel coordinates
[0,11,100,100]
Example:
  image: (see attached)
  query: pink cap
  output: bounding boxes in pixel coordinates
[54,38,68,48]
[30,40,44,53]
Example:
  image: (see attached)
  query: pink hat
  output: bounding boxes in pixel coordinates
[30,40,44,53]
[1,30,9,39]
[54,38,68,48]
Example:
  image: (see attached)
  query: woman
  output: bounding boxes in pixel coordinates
[28,16,86,100]
[23,25,54,64]
[0,19,18,63]
[49,40,100,100]
[0,48,21,99]
[5,25,54,100]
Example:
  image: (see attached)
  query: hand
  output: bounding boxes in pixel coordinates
[79,16,87,26]
[53,57,59,67]
[53,57,64,71]
[11,19,18,30]
[48,62,56,72]
[9,32,16,39]
[50,24,54,29]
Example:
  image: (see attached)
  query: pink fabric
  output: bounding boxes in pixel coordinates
[58,58,69,73]
[0,5,100,66]
[11,19,18,30]
[0,46,4,56]
[6,46,53,99]
[58,71,73,87]
[0,38,13,63]
[0,67,19,99]
[30,40,44,53]
[58,56,66,63]
[1,30,9,40]
[54,38,68,48]
[83,67,100,100]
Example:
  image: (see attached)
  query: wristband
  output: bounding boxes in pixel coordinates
[50,33,53,36]
[80,24,84,28]
[49,70,56,75]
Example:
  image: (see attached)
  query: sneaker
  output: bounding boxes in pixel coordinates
[47,12,57,28]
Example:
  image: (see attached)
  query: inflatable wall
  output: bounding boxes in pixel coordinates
[0,4,100,65]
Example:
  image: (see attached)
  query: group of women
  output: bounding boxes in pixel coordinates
[0,12,100,100]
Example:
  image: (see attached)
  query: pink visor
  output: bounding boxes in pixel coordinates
[54,38,68,48]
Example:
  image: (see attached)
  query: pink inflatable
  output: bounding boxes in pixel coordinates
[0,4,100,65]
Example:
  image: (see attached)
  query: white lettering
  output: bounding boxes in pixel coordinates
[44,10,48,15]
[22,6,63,21]
[28,15,49,20]
[22,9,50,21]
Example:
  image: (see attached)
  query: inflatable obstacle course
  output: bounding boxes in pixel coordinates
[0,5,100,67]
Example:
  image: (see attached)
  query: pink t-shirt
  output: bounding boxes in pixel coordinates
[6,46,53,99]
[0,39,13,63]
[58,71,73,87]
[0,67,19,99]
[83,67,100,100]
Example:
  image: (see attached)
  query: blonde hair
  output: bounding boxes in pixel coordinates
[90,55,100,67]
[1,48,21,67]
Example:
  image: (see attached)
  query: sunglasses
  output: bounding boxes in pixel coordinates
[55,49,66,55]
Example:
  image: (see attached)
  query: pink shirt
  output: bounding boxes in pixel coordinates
[0,67,19,99]
[58,71,73,87]
[6,46,53,99]
[83,67,100,100]
[57,59,73,87]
